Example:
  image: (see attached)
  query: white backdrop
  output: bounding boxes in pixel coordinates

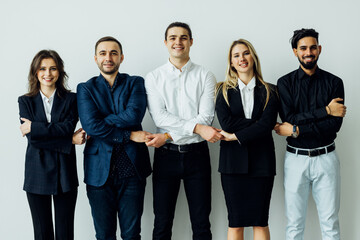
[1,0,359,239]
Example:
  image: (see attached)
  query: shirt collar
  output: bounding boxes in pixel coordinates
[99,72,121,90]
[167,59,193,72]
[40,89,56,102]
[238,76,256,91]
[297,66,321,79]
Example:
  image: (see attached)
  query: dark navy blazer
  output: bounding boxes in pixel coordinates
[18,92,79,195]
[77,73,151,187]
[216,81,279,176]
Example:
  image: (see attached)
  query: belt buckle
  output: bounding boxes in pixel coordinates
[178,145,187,153]
[308,149,319,157]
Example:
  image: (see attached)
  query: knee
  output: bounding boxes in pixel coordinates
[228,227,244,234]
[253,226,269,232]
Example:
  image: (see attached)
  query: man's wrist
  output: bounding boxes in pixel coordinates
[291,124,299,138]
[326,105,331,115]
[164,132,172,143]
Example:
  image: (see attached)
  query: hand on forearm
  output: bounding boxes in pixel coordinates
[274,122,294,136]
[20,117,31,136]
[194,124,224,143]
[220,130,237,141]
[72,128,86,145]
[130,131,151,143]
[328,98,346,117]
[146,133,169,148]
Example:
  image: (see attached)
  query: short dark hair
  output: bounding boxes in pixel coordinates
[291,28,319,49]
[27,50,69,97]
[165,22,192,40]
[95,36,123,54]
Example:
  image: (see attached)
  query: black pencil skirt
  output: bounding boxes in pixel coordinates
[221,174,274,227]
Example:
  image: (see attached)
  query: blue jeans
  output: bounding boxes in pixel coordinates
[87,176,146,240]
[284,145,340,240]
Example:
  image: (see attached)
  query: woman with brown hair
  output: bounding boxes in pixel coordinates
[18,50,85,240]
[216,39,278,240]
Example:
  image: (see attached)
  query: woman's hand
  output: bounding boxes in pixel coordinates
[72,128,86,145]
[220,130,238,141]
[20,117,32,136]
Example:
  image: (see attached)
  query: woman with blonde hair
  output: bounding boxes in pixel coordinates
[216,39,278,240]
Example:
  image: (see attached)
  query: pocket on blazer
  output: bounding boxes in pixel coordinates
[83,144,99,155]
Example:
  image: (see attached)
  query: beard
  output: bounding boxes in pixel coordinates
[98,62,120,75]
[298,55,319,70]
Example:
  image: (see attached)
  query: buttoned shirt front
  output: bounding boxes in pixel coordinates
[40,89,56,123]
[145,60,216,144]
[238,77,256,119]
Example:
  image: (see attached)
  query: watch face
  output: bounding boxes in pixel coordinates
[292,132,298,138]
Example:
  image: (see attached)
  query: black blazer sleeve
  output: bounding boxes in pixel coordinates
[18,93,78,154]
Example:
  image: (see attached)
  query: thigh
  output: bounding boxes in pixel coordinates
[87,183,117,240]
[221,175,274,227]
[284,152,311,193]
[153,147,182,215]
[26,192,54,240]
[183,148,211,220]
[117,177,146,240]
[53,189,78,240]
[312,151,341,218]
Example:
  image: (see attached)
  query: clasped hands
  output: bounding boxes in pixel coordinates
[131,124,235,148]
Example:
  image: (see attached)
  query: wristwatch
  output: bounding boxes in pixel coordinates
[164,132,172,143]
[291,124,299,138]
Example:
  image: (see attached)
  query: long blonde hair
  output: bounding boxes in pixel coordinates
[216,39,271,109]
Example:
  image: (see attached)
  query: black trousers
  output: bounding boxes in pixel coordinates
[26,189,77,240]
[152,142,212,240]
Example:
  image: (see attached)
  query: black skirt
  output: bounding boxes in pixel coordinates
[221,174,274,227]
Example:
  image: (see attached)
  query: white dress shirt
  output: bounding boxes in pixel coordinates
[145,60,216,144]
[40,89,56,123]
[238,77,255,119]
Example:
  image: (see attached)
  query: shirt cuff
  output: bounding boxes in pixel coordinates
[185,120,198,136]
[123,130,131,143]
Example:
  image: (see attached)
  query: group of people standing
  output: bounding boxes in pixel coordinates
[18,22,346,240]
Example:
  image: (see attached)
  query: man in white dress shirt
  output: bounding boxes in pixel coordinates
[145,22,222,240]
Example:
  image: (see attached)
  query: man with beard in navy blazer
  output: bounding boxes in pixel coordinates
[77,36,151,240]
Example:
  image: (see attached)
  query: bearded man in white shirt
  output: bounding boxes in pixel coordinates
[145,22,222,240]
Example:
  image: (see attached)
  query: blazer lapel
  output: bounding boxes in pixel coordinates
[51,93,66,122]
[229,86,246,118]
[96,75,116,114]
[252,84,265,119]
[33,93,48,122]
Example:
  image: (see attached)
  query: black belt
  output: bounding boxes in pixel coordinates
[287,144,335,157]
[161,141,207,153]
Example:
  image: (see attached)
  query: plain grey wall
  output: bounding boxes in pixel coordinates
[1,0,359,239]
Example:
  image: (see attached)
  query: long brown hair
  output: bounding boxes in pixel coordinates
[27,50,69,97]
[216,39,271,109]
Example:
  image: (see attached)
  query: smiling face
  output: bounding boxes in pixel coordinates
[95,41,123,76]
[293,36,321,71]
[37,58,59,90]
[231,44,254,78]
[164,27,193,61]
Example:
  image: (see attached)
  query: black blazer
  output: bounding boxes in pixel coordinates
[18,92,79,195]
[215,81,279,176]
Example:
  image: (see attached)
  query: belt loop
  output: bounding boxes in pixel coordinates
[325,146,328,155]
[296,148,298,156]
